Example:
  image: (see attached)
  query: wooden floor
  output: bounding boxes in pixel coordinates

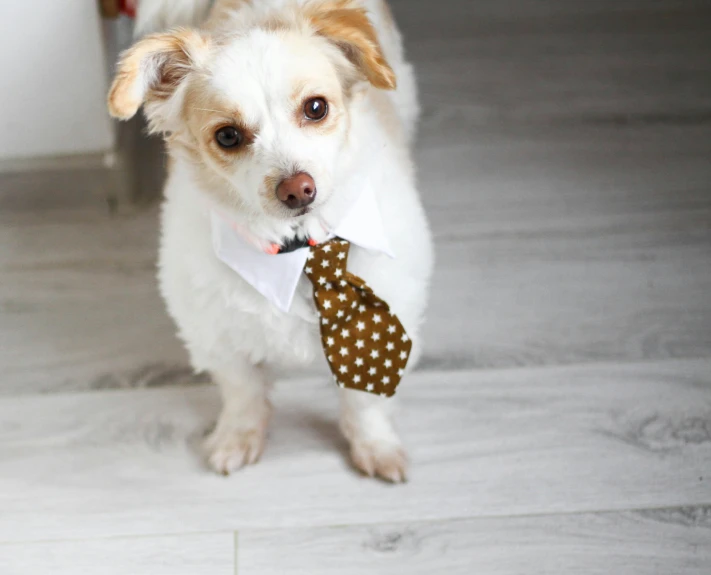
[1,1,710,573]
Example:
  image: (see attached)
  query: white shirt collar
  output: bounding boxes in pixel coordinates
[211,183,393,313]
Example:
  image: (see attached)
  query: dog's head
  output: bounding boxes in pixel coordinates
[108,1,395,232]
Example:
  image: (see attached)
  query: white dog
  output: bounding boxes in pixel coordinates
[108,0,433,482]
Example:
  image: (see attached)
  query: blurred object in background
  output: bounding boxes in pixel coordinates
[100,0,136,19]
[102,0,169,208]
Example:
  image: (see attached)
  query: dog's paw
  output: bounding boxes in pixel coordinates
[203,423,267,475]
[350,440,409,483]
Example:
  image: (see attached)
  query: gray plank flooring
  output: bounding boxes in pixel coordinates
[1,361,710,537]
[237,509,711,575]
[1,0,710,572]
[0,533,234,575]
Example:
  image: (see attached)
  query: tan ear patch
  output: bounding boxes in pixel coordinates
[305,0,396,90]
[108,29,209,120]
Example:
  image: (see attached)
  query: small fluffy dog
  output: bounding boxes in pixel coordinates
[108,0,433,482]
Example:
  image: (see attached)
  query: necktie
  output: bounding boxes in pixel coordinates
[303,238,412,397]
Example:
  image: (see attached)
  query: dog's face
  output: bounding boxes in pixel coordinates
[108,2,395,229]
[183,30,351,220]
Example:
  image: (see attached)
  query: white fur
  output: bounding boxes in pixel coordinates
[134,0,213,37]
[124,0,432,481]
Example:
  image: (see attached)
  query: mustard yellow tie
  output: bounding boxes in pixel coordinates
[303,239,412,397]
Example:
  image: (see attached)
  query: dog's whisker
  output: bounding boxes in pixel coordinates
[190,107,233,114]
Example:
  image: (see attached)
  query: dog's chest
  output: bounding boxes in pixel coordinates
[221,272,323,367]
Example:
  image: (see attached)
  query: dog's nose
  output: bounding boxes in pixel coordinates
[276,172,317,210]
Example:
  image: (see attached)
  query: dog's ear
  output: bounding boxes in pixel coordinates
[108,29,209,122]
[306,1,396,90]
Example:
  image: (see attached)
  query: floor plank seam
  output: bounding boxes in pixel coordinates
[3,356,710,400]
[1,503,709,547]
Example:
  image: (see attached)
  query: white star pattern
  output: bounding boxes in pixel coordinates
[338,293,347,302]
[384,359,392,368]
[321,260,330,268]
[387,325,396,334]
[326,337,335,347]
[373,314,382,324]
[337,252,346,260]
[366,383,374,392]
[398,368,404,376]
[334,269,343,278]
[382,376,390,385]
[322,318,329,325]
[341,329,350,338]
[355,358,364,367]
[351,301,357,309]
[346,316,352,322]
[337,310,344,318]
[369,367,377,375]
[323,245,331,253]
[370,350,379,359]
[354,375,361,383]
[355,340,365,349]
[340,280,347,287]
[323,300,332,309]
[400,351,407,360]
[371,332,381,342]
[386,342,395,351]
[325,282,333,290]
[339,365,348,374]
[339,347,349,356]
[401,334,409,342]
[358,305,366,313]
[338,381,345,388]
[305,267,312,274]
[318,277,326,285]
[356,321,366,331]
[307,252,314,260]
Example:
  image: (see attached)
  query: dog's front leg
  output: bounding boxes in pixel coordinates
[339,389,408,483]
[203,358,271,475]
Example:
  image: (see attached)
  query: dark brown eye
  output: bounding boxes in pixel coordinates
[304,97,328,121]
[215,126,243,149]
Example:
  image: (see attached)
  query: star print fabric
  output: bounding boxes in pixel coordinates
[304,239,412,397]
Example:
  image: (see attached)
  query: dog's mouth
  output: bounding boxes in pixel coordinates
[293,207,311,217]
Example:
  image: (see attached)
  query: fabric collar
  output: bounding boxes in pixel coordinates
[211,184,393,313]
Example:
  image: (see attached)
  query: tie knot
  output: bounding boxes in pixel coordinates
[304,239,349,284]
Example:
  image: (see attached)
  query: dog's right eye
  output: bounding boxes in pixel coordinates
[215,126,243,149]
[304,97,328,122]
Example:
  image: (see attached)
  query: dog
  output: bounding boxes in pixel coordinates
[108,0,433,482]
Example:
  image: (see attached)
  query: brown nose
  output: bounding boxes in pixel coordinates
[276,172,317,210]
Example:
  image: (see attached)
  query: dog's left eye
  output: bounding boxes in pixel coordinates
[304,97,328,121]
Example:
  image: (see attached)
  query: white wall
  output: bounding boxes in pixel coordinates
[0,0,115,161]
